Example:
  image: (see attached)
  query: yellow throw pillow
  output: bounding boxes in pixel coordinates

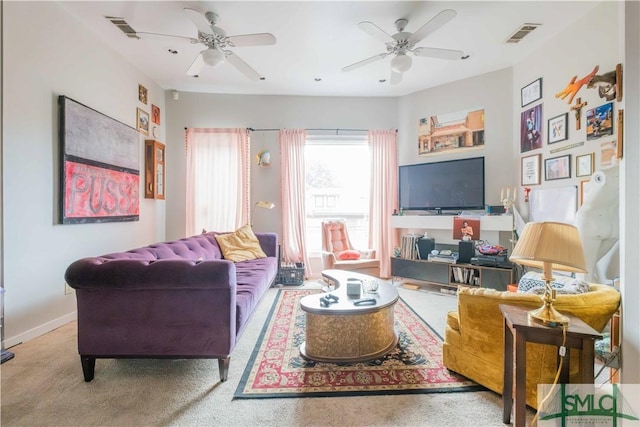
[215,224,267,262]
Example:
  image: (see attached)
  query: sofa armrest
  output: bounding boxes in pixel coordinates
[359,249,376,259]
[255,232,278,258]
[65,258,237,290]
[320,250,337,270]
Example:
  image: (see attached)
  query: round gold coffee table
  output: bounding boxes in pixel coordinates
[299,269,399,363]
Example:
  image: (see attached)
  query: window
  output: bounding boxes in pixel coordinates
[305,137,370,255]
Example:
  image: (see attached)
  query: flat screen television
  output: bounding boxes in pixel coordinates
[398,157,485,213]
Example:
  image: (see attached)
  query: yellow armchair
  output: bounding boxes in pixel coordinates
[443,284,620,409]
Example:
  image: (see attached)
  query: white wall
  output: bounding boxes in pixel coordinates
[395,67,514,243]
[511,1,639,383]
[164,92,398,241]
[2,1,166,346]
[511,2,620,222]
[621,0,640,384]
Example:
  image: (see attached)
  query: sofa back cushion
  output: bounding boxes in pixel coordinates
[101,233,223,262]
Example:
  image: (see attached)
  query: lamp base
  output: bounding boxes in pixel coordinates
[528,304,570,327]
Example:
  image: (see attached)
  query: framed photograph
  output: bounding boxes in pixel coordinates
[151,104,160,125]
[544,154,571,181]
[521,154,541,186]
[137,108,149,135]
[586,102,613,140]
[579,179,591,206]
[547,113,568,144]
[520,103,543,153]
[600,139,617,169]
[576,153,594,177]
[417,108,485,156]
[521,78,542,107]
[138,84,148,104]
[452,217,481,241]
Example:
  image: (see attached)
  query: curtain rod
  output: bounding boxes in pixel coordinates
[247,128,397,133]
[185,127,397,132]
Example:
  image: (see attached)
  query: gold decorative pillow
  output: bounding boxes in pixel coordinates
[215,224,267,262]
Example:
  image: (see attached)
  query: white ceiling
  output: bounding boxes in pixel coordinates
[60,1,601,97]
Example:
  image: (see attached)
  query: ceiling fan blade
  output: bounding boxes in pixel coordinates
[390,70,402,85]
[135,31,199,44]
[184,7,214,34]
[225,51,261,81]
[186,51,206,76]
[227,33,276,47]
[358,21,394,43]
[409,9,457,43]
[341,52,389,72]
[413,47,464,60]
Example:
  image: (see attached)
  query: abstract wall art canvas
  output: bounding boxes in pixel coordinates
[59,96,140,224]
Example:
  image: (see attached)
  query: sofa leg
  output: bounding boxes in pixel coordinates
[218,357,230,382]
[81,356,96,382]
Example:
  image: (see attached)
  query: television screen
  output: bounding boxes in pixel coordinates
[398,157,485,212]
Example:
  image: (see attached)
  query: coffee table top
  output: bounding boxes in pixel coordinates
[300,269,399,315]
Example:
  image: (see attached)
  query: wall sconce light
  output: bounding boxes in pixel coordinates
[256,150,271,166]
[251,201,275,226]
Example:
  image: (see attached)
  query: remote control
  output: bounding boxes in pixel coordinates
[353,298,377,306]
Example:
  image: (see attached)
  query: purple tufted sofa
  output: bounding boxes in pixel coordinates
[64,231,278,383]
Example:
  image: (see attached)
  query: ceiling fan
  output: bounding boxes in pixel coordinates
[135,8,276,80]
[342,9,464,84]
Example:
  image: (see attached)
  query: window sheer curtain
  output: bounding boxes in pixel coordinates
[368,129,398,278]
[185,128,250,235]
[279,129,311,277]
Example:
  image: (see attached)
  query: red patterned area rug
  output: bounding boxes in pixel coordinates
[234,289,483,399]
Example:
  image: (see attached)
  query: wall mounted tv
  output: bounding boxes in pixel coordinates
[398,157,485,213]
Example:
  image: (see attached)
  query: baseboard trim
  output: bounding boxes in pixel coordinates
[4,312,77,349]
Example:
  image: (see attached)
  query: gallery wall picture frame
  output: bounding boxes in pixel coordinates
[521,78,542,107]
[576,153,595,177]
[521,153,541,186]
[617,109,624,159]
[137,108,149,135]
[547,113,568,144]
[138,84,148,104]
[586,101,614,140]
[151,104,160,125]
[520,103,543,153]
[579,179,591,206]
[544,154,571,181]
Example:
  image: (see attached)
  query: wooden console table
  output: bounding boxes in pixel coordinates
[499,304,602,427]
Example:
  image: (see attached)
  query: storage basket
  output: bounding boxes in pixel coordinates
[278,266,305,285]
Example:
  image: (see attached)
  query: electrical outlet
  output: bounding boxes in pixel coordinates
[64,282,75,295]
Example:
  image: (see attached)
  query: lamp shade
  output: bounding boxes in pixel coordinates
[510,221,587,273]
[202,48,225,67]
[391,53,412,73]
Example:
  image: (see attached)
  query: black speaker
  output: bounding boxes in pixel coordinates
[458,241,475,264]
[417,237,435,260]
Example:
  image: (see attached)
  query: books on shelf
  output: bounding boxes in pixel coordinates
[451,266,479,285]
[401,234,422,259]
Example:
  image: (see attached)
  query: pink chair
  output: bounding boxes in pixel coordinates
[320,219,380,277]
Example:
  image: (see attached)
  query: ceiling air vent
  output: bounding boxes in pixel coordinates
[505,23,541,44]
[106,16,139,39]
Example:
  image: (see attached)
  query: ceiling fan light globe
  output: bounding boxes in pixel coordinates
[202,48,225,67]
[391,54,412,73]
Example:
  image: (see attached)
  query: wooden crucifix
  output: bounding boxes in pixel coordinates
[570,97,588,130]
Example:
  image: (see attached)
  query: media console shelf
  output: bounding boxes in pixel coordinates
[391,257,513,292]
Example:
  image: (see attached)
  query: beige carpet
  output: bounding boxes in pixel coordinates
[1,281,532,426]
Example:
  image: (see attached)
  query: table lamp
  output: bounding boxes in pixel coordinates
[251,201,275,226]
[509,221,587,326]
